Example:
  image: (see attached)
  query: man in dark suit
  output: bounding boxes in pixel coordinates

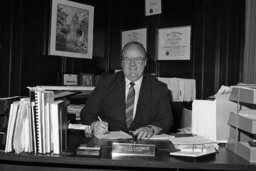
[80,41,173,139]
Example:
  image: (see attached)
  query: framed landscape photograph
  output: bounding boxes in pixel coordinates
[49,0,94,59]
[80,73,94,86]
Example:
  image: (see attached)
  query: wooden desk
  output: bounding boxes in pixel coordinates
[0,130,256,171]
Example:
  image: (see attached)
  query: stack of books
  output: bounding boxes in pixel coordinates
[4,87,67,155]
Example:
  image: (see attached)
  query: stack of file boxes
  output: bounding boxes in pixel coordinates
[227,86,256,163]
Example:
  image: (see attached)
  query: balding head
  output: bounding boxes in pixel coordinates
[121,41,147,60]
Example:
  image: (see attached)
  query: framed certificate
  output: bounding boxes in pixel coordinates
[121,28,147,50]
[63,74,78,85]
[156,26,191,60]
[145,0,162,16]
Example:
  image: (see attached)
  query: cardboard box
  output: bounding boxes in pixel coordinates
[229,86,256,104]
[192,94,237,142]
[237,142,256,163]
[228,112,256,134]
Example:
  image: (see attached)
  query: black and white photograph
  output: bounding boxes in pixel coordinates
[0,0,254,170]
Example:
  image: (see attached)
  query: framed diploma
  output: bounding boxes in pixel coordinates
[121,28,147,50]
[145,0,162,16]
[156,26,191,60]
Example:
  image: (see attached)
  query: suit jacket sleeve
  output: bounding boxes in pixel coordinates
[80,74,109,125]
[150,85,173,132]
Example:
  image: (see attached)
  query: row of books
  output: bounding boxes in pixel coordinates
[4,87,67,154]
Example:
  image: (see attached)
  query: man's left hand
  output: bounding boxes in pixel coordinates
[133,126,154,139]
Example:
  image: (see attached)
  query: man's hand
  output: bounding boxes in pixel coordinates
[90,121,109,135]
[133,126,154,139]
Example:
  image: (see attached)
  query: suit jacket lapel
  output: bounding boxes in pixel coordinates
[110,73,126,125]
[133,74,151,122]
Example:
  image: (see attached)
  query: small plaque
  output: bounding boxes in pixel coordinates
[76,144,101,157]
[112,142,155,157]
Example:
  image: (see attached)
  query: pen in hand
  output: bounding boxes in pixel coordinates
[97,116,109,134]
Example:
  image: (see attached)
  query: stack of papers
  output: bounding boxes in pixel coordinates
[169,136,219,157]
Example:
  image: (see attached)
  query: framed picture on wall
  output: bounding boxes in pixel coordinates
[80,73,94,86]
[121,28,147,50]
[49,0,94,59]
[156,26,191,60]
[145,0,162,16]
[63,74,78,85]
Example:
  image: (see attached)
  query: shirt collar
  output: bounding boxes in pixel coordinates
[125,76,143,87]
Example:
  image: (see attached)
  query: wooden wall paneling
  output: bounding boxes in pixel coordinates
[108,0,123,71]
[19,0,62,95]
[0,0,12,97]
[9,0,24,96]
[200,0,219,99]
[225,0,245,85]
[191,0,204,99]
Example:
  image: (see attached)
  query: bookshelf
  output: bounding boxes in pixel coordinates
[226,86,256,163]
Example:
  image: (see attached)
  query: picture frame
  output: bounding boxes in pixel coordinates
[145,0,162,16]
[156,26,191,60]
[121,28,147,50]
[63,74,78,86]
[49,0,94,59]
[94,74,102,86]
[80,73,94,86]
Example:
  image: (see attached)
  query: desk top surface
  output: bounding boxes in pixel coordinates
[0,130,256,170]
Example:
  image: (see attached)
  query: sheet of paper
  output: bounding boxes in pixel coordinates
[170,136,216,145]
[68,123,90,130]
[95,131,132,140]
[150,134,174,140]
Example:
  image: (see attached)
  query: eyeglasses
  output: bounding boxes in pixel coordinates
[122,57,145,65]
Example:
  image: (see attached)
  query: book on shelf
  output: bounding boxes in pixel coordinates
[5,101,21,153]
[30,88,67,155]
[50,100,67,154]
[5,98,34,154]
[0,96,21,150]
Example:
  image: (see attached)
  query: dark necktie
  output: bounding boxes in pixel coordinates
[126,82,135,128]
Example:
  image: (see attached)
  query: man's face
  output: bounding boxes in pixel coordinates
[122,44,147,82]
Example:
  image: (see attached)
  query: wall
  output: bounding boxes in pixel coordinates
[0,0,109,97]
[0,0,244,99]
[108,0,245,98]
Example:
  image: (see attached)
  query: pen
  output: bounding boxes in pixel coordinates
[97,116,103,122]
[98,116,109,134]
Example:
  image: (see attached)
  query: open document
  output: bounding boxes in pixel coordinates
[95,131,132,140]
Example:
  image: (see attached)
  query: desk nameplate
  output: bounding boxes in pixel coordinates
[112,142,155,157]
